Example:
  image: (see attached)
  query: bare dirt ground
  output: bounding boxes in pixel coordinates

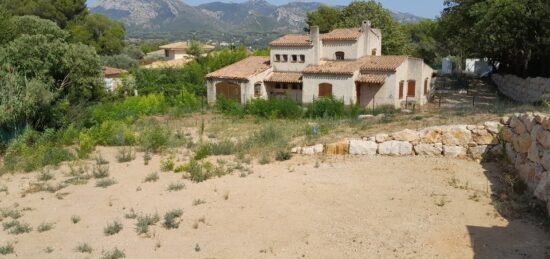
[1,148,548,259]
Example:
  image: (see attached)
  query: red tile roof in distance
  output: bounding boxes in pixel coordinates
[269,35,312,47]
[206,56,271,81]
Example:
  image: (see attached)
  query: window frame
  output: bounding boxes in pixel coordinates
[282,54,288,63]
[335,51,345,60]
[299,55,305,63]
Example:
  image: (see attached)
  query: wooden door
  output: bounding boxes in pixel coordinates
[319,83,332,97]
[216,82,241,103]
[399,81,404,99]
[407,80,416,97]
[424,79,428,95]
[356,83,361,101]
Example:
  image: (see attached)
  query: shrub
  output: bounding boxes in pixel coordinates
[0,243,14,255]
[187,160,208,182]
[143,172,159,183]
[3,220,32,234]
[101,247,125,259]
[306,97,345,118]
[116,147,135,162]
[78,132,96,158]
[215,96,245,117]
[135,214,160,235]
[160,156,175,172]
[275,150,292,161]
[167,182,185,192]
[246,98,303,119]
[71,215,81,224]
[91,94,169,124]
[163,209,183,229]
[37,222,54,232]
[95,154,109,165]
[194,144,211,160]
[86,121,136,146]
[92,165,110,178]
[138,124,170,153]
[75,243,93,253]
[104,221,123,236]
[36,169,54,181]
[208,140,237,155]
[96,178,117,188]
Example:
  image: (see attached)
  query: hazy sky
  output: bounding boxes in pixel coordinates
[183,0,446,18]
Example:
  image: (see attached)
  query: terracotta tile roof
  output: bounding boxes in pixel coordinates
[356,74,387,84]
[265,72,303,83]
[141,57,193,69]
[303,59,365,76]
[103,66,127,77]
[322,28,362,41]
[159,41,215,51]
[206,56,271,81]
[360,56,408,72]
[269,35,312,47]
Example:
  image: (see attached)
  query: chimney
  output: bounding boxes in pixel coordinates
[362,20,371,55]
[361,20,371,33]
[310,25,320,65]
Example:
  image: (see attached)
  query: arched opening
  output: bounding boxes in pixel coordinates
[335,51,345,60]
[216,82,241,103]
[319,83,333,98]
[254,82,262,97]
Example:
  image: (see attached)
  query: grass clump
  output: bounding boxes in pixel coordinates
[246,98,303,119]
[74,243,93,253]
[163,209,183,229]
[101,247,125,259]
[138,124,170,153]
[124,209,137,219]
[193,199,206,206]
[96,178,117,188]
[71,215,81,224]
[116,147,135,163]
[160,156,175,172]
[135,213,160,235]
[37,222,54,232]
[104,221,123,236]
[95,154,109,165]
[92,164,110,178]
[167,182,185,192]
[0,243,14,255]
[1,208,22,219]
[36,168,54,181]
[194,144,211,160]
[143,151,152,165]
[143,172,159,183]
[306,97,345,118]
[3,220,32,234]
[275,150,292,161]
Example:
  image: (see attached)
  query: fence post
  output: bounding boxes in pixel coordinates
[472,94,476,107]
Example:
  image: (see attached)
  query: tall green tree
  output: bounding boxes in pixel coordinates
[66,14,126,55]
[0,0,88,28]
[306,5,341,33]
[403,20,440,65]
[187,40,204,58]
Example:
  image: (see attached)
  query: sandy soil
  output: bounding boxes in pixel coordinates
[0,148,548,259]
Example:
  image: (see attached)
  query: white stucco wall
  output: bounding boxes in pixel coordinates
[302,74,356,105]
[165,50,188,60]
[271,46,314,72]
[367,29,382,56]
[321,41,360,60]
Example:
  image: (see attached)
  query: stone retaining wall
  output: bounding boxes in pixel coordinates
[292,113,550,215]
[492,74,550,103]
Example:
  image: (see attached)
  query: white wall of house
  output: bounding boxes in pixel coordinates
[165,49,188,60]
[366,29,382,56]
[271,46,314,72]
[356,72,395,108]
[322,41,360,60]
[302,74,356,105]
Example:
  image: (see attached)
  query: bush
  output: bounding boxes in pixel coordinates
[135,213,160,235]
[208,140,237,155]
[275,150,292,161]
[215,96,245,117]
[306,97,345,118]
[194,144,211,160]
[90,94,169,124]
[104,221,123,236]
[246,98,303,119]
[163,209,183,229]
[116,147,135,163]
[160,156,175,172]
[86,121,136,146]
[138,124,170,153]
[0,243,14,255]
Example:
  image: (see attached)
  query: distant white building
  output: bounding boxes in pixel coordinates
[465,58,493,76]
[159,41,215,60]
[441,57,453,75]
[206,21,433,108]
[103,66,128,91]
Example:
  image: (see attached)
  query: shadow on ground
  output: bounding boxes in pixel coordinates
[469,162,550,259]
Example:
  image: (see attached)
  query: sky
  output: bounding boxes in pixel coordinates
[183,0,446,18]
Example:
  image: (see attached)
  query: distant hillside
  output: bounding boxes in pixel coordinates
[90,0,426,43]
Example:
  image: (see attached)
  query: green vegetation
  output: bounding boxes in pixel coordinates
[96,178,117,188]
[144,172,159,183]
[167,182,186,192]
[135,213,160,235]
[75,243,93,254]
[163,209,183,229]
[3,220,32,234]
[37,222,54,232]
[0,243,14,255]
[104,221,123,236]
[101,248,125,259]
[71,215,81,224]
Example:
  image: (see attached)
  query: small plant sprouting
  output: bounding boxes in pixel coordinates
[3,220,32,235]
[117,147,135,163]
[160,156,175,172]
[37,222,55,232]
[143,151,152,166]
[44,246,54,253]
[93,164,110,178]
[104,221,123,236]
[192,199,206,206]
[101,247,125,259]
[75,243,93,253]
[71,215,81,224]
[163,209,183,229]
[167,182,185,192]
[135,213,160,235]
[0,243,14,255]
[275,150,292,161]
[144,172,159,183]
[96,178,117,188]
[95,154,109,165]
[124,208,137,219]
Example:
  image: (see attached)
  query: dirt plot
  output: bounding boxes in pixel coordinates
[0,150,548,258]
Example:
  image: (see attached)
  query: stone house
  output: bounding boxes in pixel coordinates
[103,66,128,91]
[206,21,434,108]
[160,41,216,60]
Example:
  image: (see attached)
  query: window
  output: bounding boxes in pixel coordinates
[282,55,288,62]
[254,83,262,97]
[319,83,333,97]
[291,84,298,90]
[275,83,282,89]
[291,55,297,63]
[335,51,345,60]
[299,55,305,63]
[275,54,281,62]
[282,84,288,90]
[371,49,377,56]
[424,79,429,94]
[407,80,416,97]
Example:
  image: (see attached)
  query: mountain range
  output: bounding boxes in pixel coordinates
[89,0,425,46]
